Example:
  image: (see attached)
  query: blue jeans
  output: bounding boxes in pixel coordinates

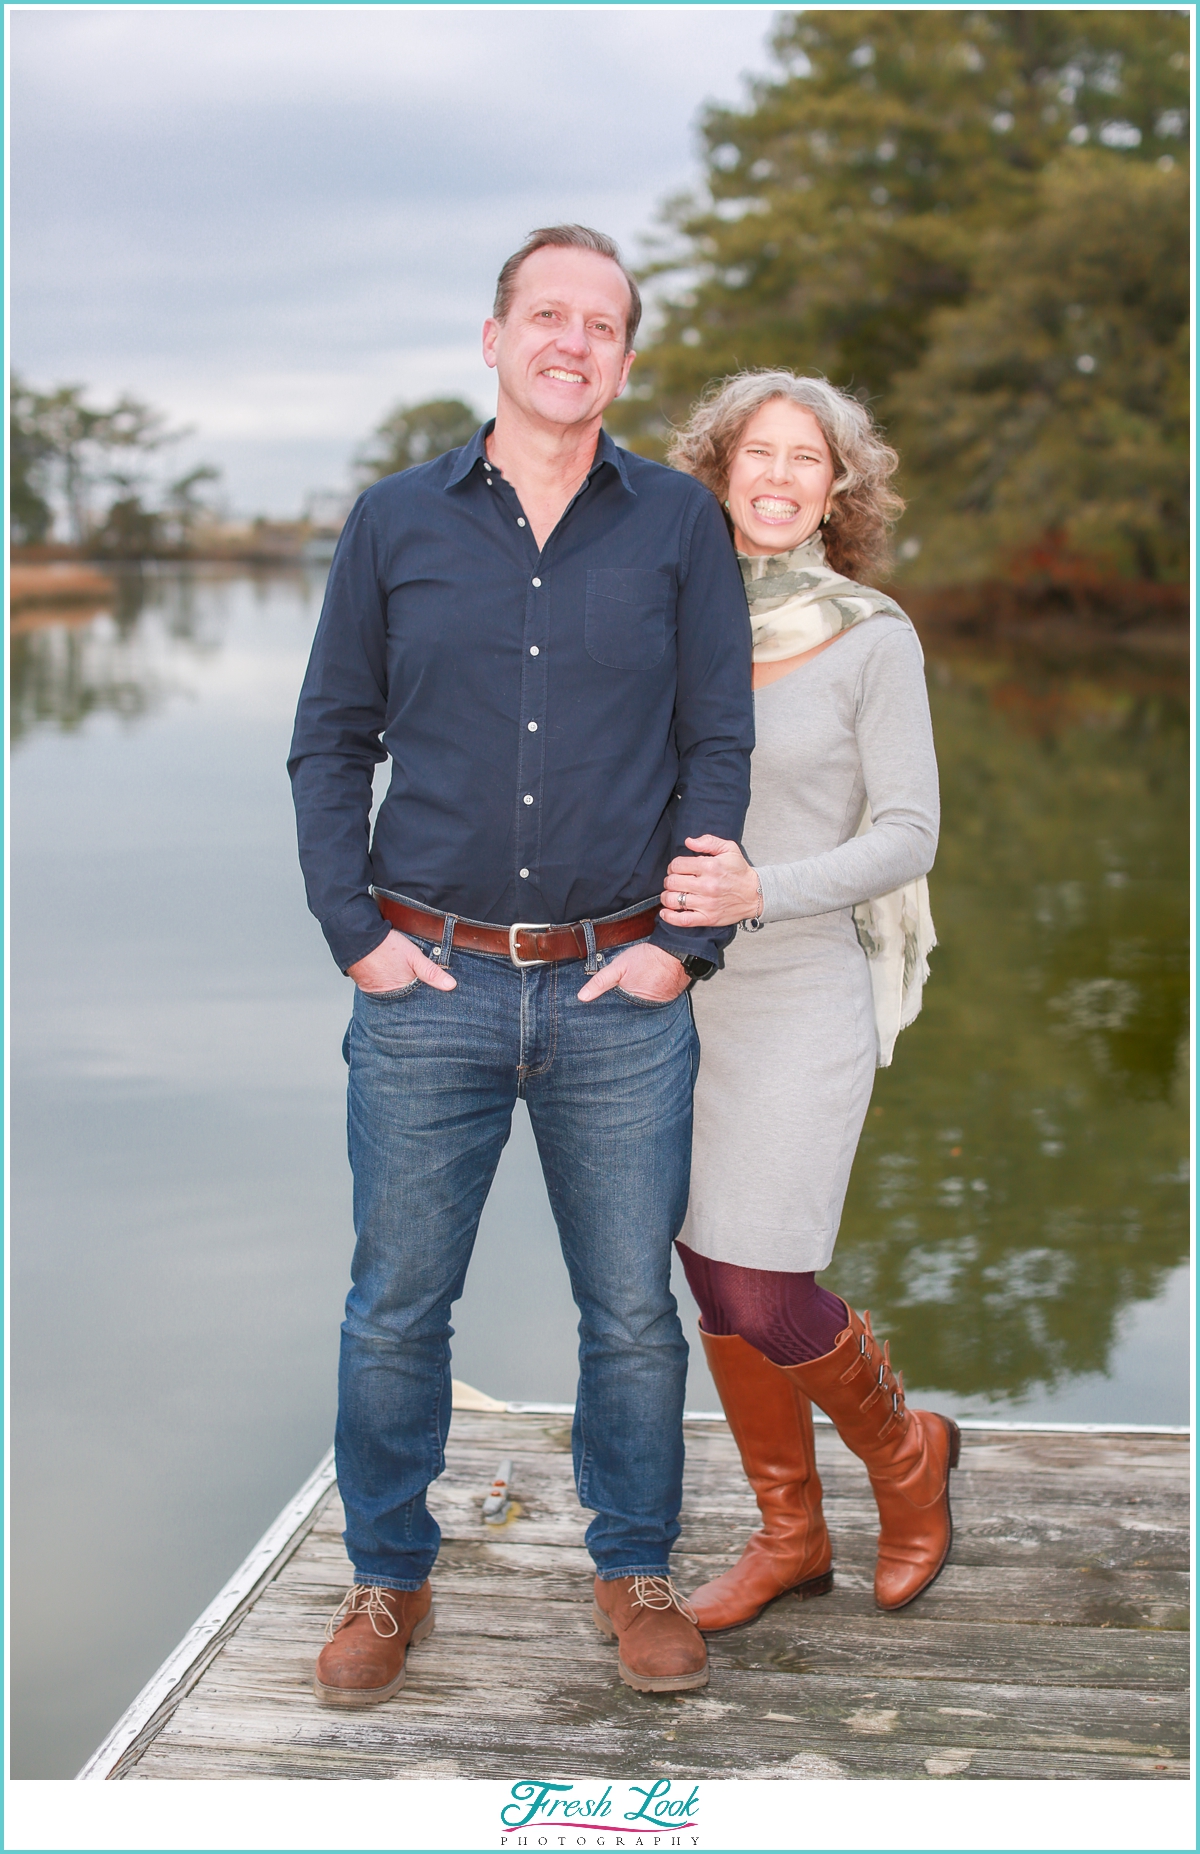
[336,940,698,1589]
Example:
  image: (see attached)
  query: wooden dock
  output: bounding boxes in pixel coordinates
[81,1408,1190,1781]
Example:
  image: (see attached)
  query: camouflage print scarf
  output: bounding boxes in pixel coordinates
[739,529,910,661]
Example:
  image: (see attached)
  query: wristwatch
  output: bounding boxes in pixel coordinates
[673,951,718,982]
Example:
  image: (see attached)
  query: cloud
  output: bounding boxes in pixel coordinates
[10,6,776,512]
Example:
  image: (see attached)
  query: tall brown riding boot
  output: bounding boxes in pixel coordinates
[688,1328,833,1633]
[785,1305,960,1612]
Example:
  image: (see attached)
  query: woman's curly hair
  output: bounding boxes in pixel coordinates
[668,370,904,583]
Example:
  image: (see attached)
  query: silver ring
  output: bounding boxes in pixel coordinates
[676,892,687,909]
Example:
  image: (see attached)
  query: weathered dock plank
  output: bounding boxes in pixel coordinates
[104,1413,1188,1782]
[207,1589,1191,1687]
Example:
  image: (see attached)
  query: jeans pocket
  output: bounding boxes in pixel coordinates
[612,985,682,1010]
[356,980,422,1003]
[585,568,670,669]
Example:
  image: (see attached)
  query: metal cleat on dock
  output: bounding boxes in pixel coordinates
[482,1458,514,1526]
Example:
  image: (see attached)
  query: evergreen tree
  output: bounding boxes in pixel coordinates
[8,375,183,544]
[890,153,1189,583]
[163,465,223,552]
[10,375,56,545]
[611,9,1188,459]
[90,484,164,560]
[357,397,480,483]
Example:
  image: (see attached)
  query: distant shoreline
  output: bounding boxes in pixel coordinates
[9,549,1189,658]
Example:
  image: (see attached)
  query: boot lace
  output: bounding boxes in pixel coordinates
[325,1583,401,1641]
[629,1574,699,1625]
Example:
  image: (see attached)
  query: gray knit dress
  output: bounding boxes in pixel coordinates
[679,614,940,1273]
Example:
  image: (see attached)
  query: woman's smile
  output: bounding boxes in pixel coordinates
[751,494,802,523]
[726,399,836,555]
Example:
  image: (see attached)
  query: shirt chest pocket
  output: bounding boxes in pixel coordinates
[585,568,671,670]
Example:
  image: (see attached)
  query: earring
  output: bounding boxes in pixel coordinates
[723,498,731,511]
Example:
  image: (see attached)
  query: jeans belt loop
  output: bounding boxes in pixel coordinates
[436,913,458,969]
[582,918,602,976]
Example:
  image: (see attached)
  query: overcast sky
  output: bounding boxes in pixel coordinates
[11,5,779,517]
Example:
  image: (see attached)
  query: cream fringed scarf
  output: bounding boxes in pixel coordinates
[741,531,937,1068]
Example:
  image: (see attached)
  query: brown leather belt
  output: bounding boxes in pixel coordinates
[371,889,661,969]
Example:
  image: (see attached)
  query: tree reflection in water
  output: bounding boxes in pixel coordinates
[8,566,316,741]
[9,582,1190,1406]
[838,644,1189,1402]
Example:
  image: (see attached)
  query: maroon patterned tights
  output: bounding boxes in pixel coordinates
[676,1241,848,1367]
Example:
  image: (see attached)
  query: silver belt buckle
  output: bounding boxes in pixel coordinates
[508,921,553,969]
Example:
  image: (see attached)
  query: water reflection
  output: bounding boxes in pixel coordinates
[837,642,1189,1404]
[9,566,322,741]
[10,583,1190,1411]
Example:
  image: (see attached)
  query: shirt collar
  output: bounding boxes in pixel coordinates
[445,419,637,496]
[592,426,637,496]
[445,422,494,488]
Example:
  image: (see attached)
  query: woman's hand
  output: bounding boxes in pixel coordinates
[660,835,763,929]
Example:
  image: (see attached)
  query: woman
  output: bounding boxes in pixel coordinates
[661,371,958,1633]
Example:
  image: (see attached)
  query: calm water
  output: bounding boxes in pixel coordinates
[10,568,1190,1777]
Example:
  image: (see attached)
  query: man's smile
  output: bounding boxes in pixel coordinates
[542,367,587,383]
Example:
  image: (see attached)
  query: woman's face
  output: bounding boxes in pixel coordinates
[726,399,836,556]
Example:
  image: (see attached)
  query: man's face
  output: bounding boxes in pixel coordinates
[483,246,635,430]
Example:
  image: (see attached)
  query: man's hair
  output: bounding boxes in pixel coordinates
[493,225,642,350]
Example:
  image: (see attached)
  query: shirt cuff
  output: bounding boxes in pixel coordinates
[650,918,734,969]
[323,895,393,973]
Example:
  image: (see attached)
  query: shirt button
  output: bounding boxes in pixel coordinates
[523,794,534,805]
[486,477,493,486]
[519,868,530,879]
[517,518,526,527]
[527,721,538,731]
[532,577,541,587]
[529,646,539,656]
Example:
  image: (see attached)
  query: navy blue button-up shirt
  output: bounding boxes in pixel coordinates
[289,423,754,973]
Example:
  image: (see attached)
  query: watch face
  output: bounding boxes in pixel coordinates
[682,954,717,980]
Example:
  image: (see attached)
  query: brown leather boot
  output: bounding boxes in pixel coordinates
[313,1581,435,1707]
[785,1305,960,1611]
[688,1329,833,1633]
[592,1575,709,1692]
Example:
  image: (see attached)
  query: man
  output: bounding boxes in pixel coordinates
[289,224,753,1706]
